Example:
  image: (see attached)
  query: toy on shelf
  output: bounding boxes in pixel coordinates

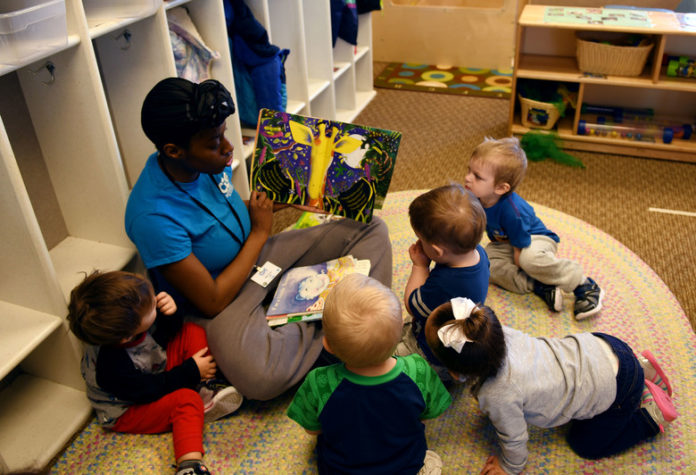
[665,55,696,79]
[577,104,693,144]
[517,80,577,130]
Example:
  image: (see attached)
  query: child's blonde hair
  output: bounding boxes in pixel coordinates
[409,183,486,254]
[425,301,506,394]
[471,136,527,193]
[323,273,402,368]
[67,270,154,346]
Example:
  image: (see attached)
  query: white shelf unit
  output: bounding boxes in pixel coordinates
[245,0,377,125]
[0,1,376,472]
[509,4,696,163]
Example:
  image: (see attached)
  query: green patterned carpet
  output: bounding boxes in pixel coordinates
[51,190,695,473]
[374,63,512,99]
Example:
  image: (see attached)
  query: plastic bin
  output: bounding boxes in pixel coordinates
[519,95,560,130]
[0,0,68,66]
[83,0,159,27]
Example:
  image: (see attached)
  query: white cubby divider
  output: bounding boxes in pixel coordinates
[0,1,375,472]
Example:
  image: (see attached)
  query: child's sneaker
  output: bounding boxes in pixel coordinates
[639,350,673,396]
[641,379,678,432]
[175,460,211,475]
[573,277,603,320]
[532,280,563,312]
[199,380,243,422]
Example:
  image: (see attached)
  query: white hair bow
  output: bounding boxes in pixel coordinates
[437,297,477,353]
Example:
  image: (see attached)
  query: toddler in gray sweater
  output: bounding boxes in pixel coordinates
[424,297,677,474]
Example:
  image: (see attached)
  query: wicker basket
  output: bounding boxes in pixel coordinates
[519,95,560,130]
[576,34,654,76]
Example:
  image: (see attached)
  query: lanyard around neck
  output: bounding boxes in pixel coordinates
[158,156,247,247]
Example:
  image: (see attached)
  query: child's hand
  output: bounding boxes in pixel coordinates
[479,455,506,475]
[192,347,217,380]
[409,240,430,267]
[156,292,177,315]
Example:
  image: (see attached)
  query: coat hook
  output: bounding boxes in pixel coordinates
[116,29,132,50]
[31,61,55,85]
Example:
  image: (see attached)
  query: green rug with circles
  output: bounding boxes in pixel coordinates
[374,62,513,98]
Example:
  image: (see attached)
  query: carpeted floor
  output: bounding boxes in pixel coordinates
[50,191,695,473]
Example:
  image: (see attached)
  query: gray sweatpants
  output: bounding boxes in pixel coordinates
[486,235,585,294]
[206,217,392,401]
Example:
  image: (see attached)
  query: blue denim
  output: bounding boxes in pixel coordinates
[566,333,661,459]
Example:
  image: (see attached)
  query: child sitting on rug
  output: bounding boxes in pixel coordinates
[425,297,677,475]
[465,136,603,320]
[67,270,243,475]
[287,274,452,474]
[397,183,490,375]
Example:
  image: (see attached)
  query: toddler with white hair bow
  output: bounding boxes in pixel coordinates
[424,297,678,475]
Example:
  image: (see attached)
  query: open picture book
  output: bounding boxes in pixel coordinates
[266,256,371,326]
[249,108,402,223]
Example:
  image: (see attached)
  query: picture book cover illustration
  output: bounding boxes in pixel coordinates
[266,256,371,321]
[250,108,402,223]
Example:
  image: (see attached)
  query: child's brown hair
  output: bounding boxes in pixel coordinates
[470,137,527,194]
[425,301,506,394]
[322,273,402,368]
[409,183,486,254]
[67,270,154,346]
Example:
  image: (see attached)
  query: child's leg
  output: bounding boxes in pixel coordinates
[112,388,205,462]
[518,235,585,293]
[566,334,661,459]
[166,322,208,369]
[486,241,534,294]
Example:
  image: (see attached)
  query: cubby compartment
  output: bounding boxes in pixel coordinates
[83,0,159,29]
[92,15,176,186]
[510,3,696,163]
[0,0,68,67]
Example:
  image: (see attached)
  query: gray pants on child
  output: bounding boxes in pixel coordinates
[486,235,585,294]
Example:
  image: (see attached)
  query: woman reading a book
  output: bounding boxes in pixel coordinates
[125,78,392,401]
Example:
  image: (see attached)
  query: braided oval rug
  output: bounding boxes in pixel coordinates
[51,190,695,474]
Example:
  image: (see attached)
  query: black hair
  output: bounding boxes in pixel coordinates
[141,77,235,150]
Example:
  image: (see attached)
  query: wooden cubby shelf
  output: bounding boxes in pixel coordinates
[510,3,696,163]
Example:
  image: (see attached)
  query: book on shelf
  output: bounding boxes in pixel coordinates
[266,255,371,325]
[249,108,402,223]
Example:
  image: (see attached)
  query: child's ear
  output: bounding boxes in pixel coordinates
[494,182,511,196]
[161,143,186,161]
[322,336,333,354]
[431,243,446,258]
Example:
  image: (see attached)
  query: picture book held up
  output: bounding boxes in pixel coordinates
[266,256,370,325]
[250,109,402,223]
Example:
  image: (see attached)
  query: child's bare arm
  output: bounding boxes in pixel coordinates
[403,241,431,314]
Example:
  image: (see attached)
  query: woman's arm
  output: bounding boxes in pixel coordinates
[159,191,274,317]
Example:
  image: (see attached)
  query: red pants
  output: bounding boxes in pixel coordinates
[112,322,207,460]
